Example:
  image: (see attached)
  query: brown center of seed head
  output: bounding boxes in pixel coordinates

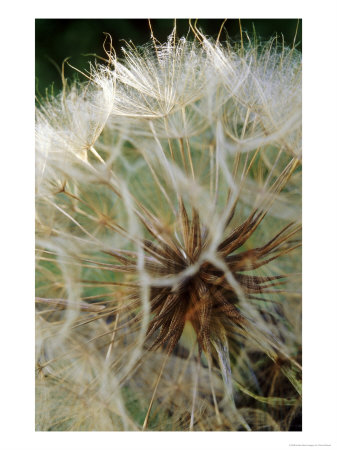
[142,199,297,356]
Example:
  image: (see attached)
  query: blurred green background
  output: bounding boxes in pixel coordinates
[35,19,301,95]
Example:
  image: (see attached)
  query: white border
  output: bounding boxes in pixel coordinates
[2,1,337,449]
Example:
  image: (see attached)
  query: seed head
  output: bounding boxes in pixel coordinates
[36,26,302,431]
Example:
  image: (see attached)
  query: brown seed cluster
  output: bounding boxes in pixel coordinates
[127,199,300,356]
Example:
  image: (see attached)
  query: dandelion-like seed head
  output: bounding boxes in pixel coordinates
[36,25,302,431]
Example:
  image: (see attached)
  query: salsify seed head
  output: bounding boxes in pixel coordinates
[36,26,302,431]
